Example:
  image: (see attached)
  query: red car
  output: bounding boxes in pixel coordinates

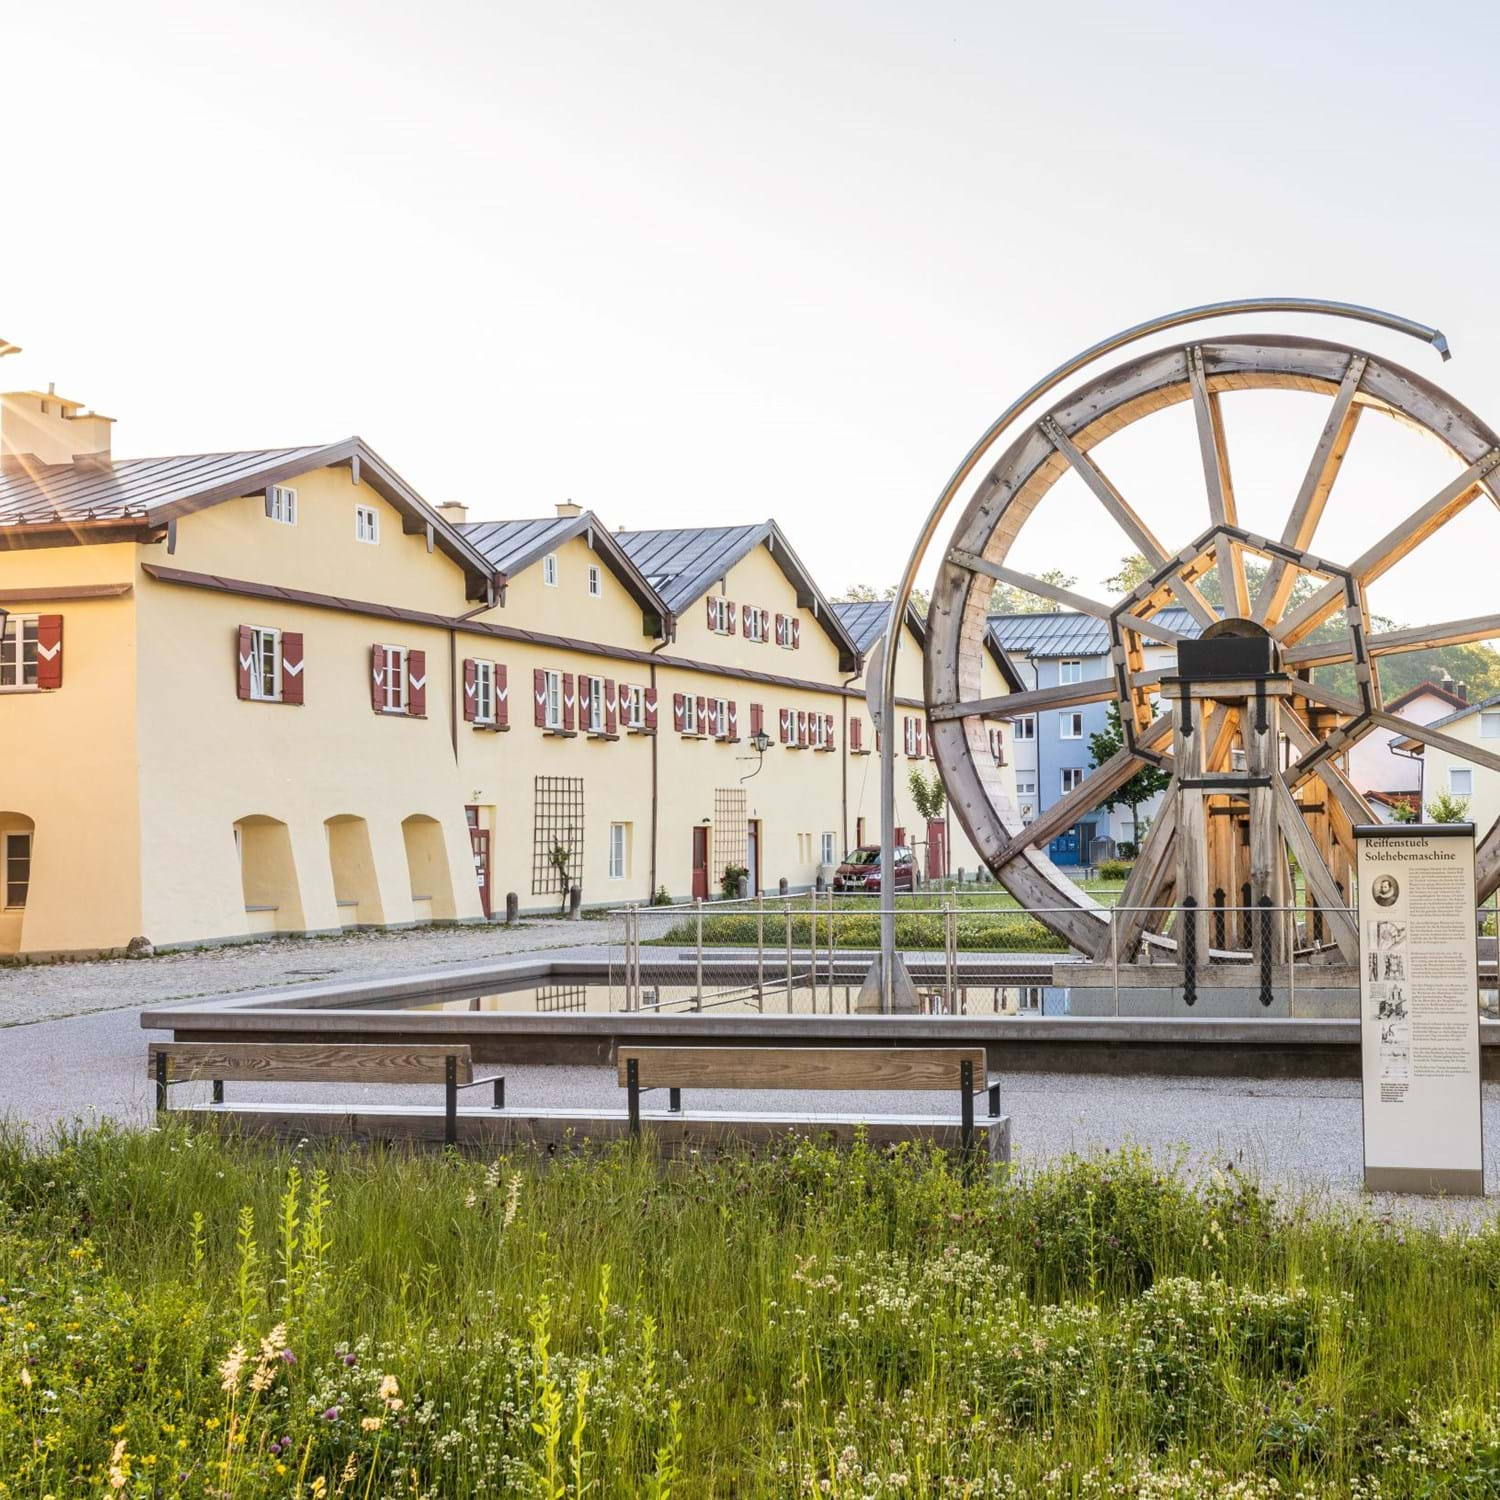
[832,845,915,893]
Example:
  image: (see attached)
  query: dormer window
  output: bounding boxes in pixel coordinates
[588,564,601,597]
[266,486,298,526]
[543,554,559,587]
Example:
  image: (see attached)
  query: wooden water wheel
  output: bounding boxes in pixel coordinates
[925,334,1500,965]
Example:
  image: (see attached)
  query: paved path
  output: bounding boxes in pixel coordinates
[4,1000,1497,1224]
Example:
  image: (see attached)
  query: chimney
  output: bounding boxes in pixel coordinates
[1455,680,1469,703]
[556,498,582,519]
[434,501,468,526]
[1,383,114,468]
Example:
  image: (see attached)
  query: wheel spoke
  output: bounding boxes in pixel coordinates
[1269,775,1358,960]
[1253,354,1366,625]
[1039,417,1171,563]
[1282,709,1377,826]
[1187,347,1250,615]
[1368,711,1500,776]
[1349,453,1500,583]
[930,677,1118,723]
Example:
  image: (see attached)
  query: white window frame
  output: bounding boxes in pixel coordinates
[1449,767,1474,796]
[267,485,298,525]
[623,684,644,729]
[682,696,699,735]
[1060,711,1084,740]
[775,614,793,648]
[609,823,628,880]
[2,831,30,909]
[820,831,836,865]
[249,626,283,703]
[712,696,729,738]
[1481,712,1500,739]
[745,608,766,643]
[354,504,379,544]
[587,564,602,597]
[1061,767,1084,794]
[1014,715,1036,740]
[542,554,559,587]
[587,677,605,733]
[543,669,563,730]
[1017,778,1037,797]
[709,597,733,634]
[1059,659,1083,685]
[473,659,496,725]
[381,645,408,714]
[0,614,39,690]
[811,713,827,749]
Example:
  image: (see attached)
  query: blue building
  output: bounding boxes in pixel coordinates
[988,608,1205,866]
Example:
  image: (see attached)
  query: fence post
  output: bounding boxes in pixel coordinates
[1111,911,1120,1018]
[756,892,764,1012]
[1286,903,1296,1016]
[828,887,838,1013]
[1213,888,1226,951]
[785,896,793,1012]
[945,898,956,1013]
[809,885,819,1014]
[1181,895,1198,1008]
[1258,897,1274,1009]
[694,897,703,1012]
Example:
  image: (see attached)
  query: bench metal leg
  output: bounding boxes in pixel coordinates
[155,1052,168,1115]
[213,1079,225,1105]
[960,1059,975,1174]
[445,1055,458,1147]
[668,1087,681,1113]
[627,1057,641,1138]
[493,1076,505,1110]
[988,1081,1000,1119]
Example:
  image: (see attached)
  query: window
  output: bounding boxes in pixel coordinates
[355,504,379,544]
[543,554,558,587]
[1061,767,1084,794]
[381,646,408,713]
[473,659,496,724]
[623,684,645,729]
[776,613,797,648]
[587,677,605,733]
[266,485,298,525]
[1449,767,1474,796]
[543,669,563,729]
[1017,778,1037,798]
[811,714,827,749]
[708,597,733,633]
[1059,660,1083,685]
[1481,712,1500,739]
[1060,711,1084,739]
[587,564,602,597]
[249,626,282,702]
[0,615,38,689]
[609,823,629,880]
[745,607,766,643]
[682,695,699,735]
[1014,715,1035,740]
[3,833,29,909]
[713,697,729,738]
[821,832,836,865]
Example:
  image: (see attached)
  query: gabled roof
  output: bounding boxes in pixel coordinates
[461,511,671,637]
[1393,689,1500,750]
[0,437,498,599]
[1385,679,1472,715]
[835,598,1025,694]
[987,605,1208,659]
[617,520,860,671]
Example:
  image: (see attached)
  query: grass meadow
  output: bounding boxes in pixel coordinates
[2,1124,1500,1496]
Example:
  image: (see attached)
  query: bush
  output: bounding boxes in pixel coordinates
[1098,858,1135,881]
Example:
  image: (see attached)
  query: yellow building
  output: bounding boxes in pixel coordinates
[0,382,1019,957]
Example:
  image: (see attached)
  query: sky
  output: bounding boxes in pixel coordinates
[5,0,1500,629]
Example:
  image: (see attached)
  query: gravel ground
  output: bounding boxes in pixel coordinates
[2,1001,1496,1224]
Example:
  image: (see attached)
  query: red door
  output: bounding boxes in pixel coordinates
[926,819,947,882]
[691,826,710,901]
[466,806,491,918]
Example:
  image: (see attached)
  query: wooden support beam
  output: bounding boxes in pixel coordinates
[1187,348,1250,616]
[1282,710,1378,827]
[1270,775,1358,961]
[1368,711,1500,776]
[1348,452,1500,586]
[1038,417,1171,563]
[1113,791,1179,961]
[1246,697,1287,960]
[1285,612,1500,670]
[930,676,1119,723]
[1253,354,1366,625]
[1173,704,1210,917]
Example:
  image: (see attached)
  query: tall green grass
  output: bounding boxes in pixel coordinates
[1,1125,1498,1495]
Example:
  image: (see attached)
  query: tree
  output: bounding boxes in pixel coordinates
[1426,791,1471,823]
[838,583,931,616]
[1102,553,1154,595]
[987,569,1076,615]
[908,767,946,823]
[1087,703,1170,852]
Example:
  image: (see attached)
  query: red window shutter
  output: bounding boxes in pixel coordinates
[895,826,907,847]
[371,644,387,712]
[281,632,304,705]
[463,658,477,722]
[408,649,427,717]
[577,674,591,729]
[761,608,770,640]
[774,612,785,644]
[35,614,63,690]
[727,701,738,740]
[674,692,686,732]
[534,668,547,727]
[779,707,790,743]
[695,696,706,735]
[792,619,800,648]
[605,679,618,735]
[742,603,752,635]
[825,713,834,750]
[727,602,736,635]
[237,625,253,701]
[750,702,763,737]
[562,672,576,731]
[495,664,509,727]
[850,716,861,751]
[705,699,717,737]
[796,710,807,746]
[645,687,658,732]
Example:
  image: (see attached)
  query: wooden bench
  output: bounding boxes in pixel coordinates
[617,1045,1009,1161]
[149,1042,504,1146]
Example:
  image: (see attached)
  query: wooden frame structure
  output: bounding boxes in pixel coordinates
[925,333,1500,967]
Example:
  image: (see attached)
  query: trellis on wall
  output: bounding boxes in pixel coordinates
[714,787,748,883]
[532,776,584,896]
[536,984,589,1013]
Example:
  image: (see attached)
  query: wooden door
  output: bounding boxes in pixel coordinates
[926,819,947,881]
[746,820,761,897]
[465,806,491,918]
[691,826,710,901]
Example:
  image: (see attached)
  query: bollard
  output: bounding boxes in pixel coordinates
[736,873,749,900]
[778,876,788,896]
[505,891,520,925]
[815,873,825,892]
[568,884,582,920]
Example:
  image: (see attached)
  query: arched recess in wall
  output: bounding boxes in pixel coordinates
[0,812,36,956]
[324,815,384,928]
[233,816,306,934]
[401,815,457,922]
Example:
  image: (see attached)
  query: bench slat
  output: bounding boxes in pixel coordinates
[148,1042,474,1086]
[616,1046,987,1092]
